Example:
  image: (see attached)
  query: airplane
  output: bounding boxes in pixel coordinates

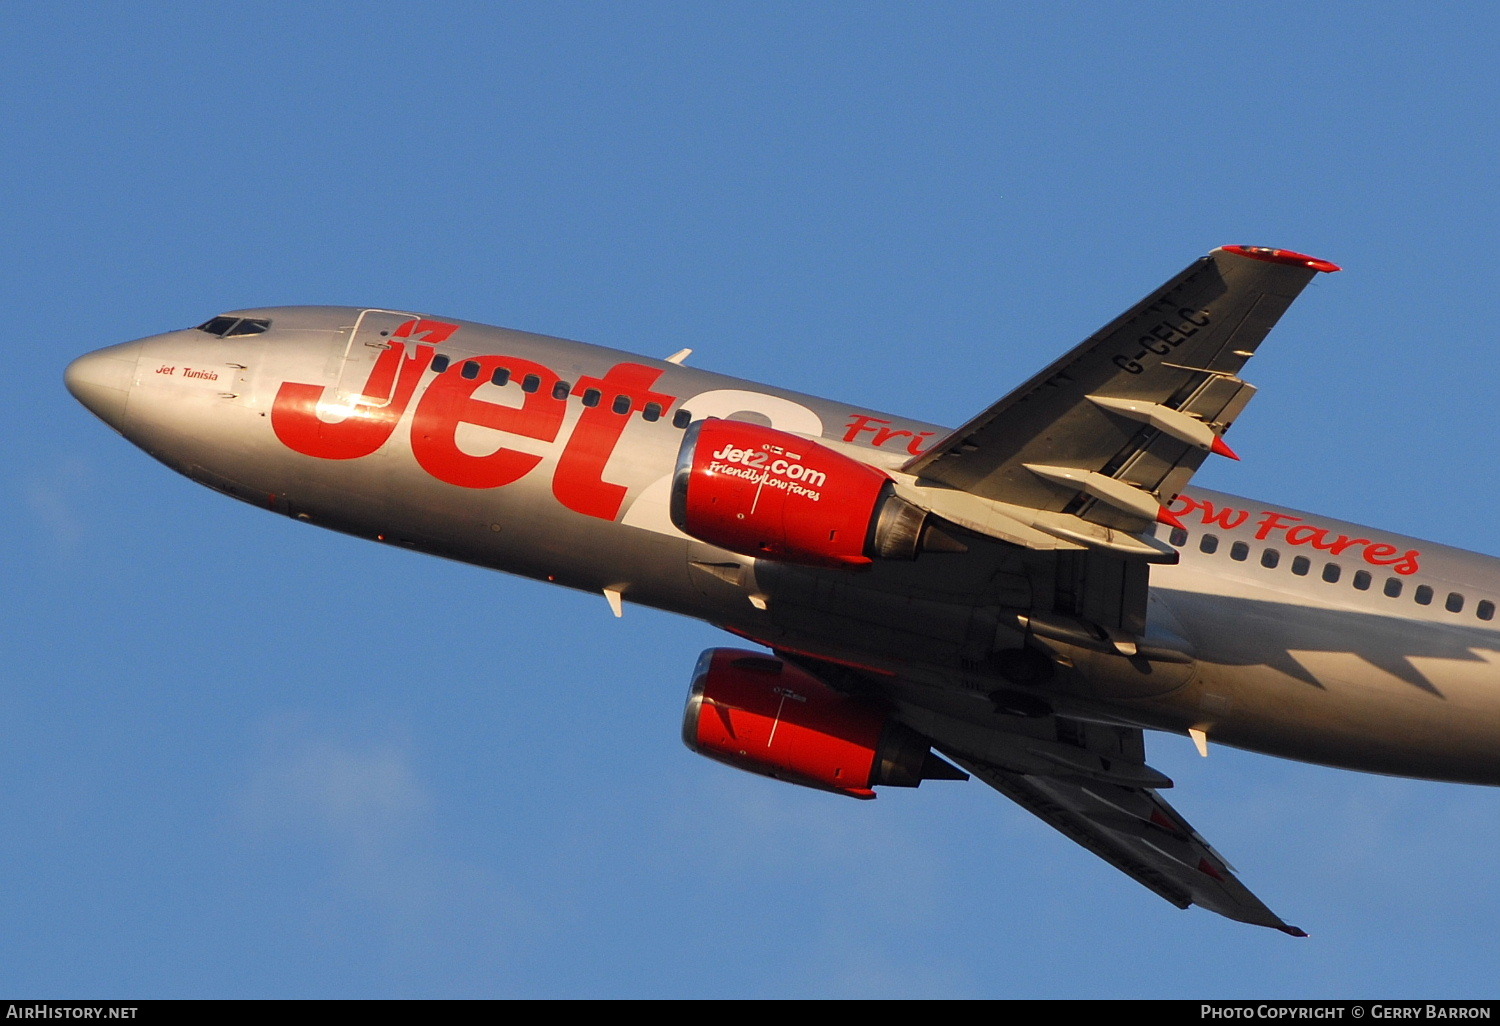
[63,245,1500,936]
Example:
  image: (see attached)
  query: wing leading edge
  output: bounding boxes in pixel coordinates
[885,246,1337,646]
[943,745,1304,934]
[905,246,1338,537]
[859,247,1333,933]
[785,649,1305,933]
[887,698,1304,934]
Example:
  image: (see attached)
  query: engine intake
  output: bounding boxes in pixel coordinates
[681,648,967,799]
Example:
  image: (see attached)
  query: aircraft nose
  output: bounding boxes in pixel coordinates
[65,341,142,432]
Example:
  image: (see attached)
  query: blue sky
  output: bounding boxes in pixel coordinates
[5,2,1500,998]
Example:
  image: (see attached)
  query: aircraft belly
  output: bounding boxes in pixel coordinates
[755,563,994,668]
[127,392,716,620]
[1147,583,1500,783]
[1184,661,1500,783]
[280,461,716,618]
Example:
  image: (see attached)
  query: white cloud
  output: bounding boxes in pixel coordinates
[235,716,542,994]
[21,456,95,558]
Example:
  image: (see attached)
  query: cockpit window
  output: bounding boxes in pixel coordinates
[196,316,239,336]
[196,316,270,337]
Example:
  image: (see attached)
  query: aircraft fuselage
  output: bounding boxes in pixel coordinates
[67,306,1500,786]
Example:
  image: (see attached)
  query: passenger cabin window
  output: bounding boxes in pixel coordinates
[552,381,571,400]
[431,354,451,373]
[1384,578,1403,598]
[1446,592,1465,613]
[1478,600,1495,622]
[461,360,480,380]
[491,367,509,386]
[643,402,663,422]
[1353,570,1372,590]
[1415,585,1433,606]
[1169,528,1188,547]
[1261,549,1280,569]
[612,394,631,415]
[1291,556,1310,576]
[1230,541,1249,561]
[673,409,692,429]
[521,374,540,393]
[1199,534,1218,555]
[1322,563,1341,583]
[582,388,602,407]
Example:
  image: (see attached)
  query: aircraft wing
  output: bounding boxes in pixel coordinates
[898,700,1305,934]
[779,650,1305,933]
[945,749,1301,934]
[904,246,1338,536]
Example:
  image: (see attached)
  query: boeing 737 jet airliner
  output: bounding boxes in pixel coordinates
[64,246,1500,934]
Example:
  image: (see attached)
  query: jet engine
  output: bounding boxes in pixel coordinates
[681,648,967,799]
[669,418,955,568]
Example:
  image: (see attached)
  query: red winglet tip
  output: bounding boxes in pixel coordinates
[1222,245,1340,274]
[1157,506,1187,531]
[1210,436,1240,461]
[1197,857,1225,881]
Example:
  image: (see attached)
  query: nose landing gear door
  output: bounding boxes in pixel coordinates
[335,309,424,409]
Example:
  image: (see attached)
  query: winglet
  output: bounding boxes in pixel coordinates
[1221,246,1340,274]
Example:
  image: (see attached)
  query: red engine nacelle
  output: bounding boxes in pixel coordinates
[681,648,966,799]
[669,418,937,568]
